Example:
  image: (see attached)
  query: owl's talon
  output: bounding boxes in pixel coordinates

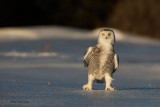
[82,84,92,91]
[105,87,115,91]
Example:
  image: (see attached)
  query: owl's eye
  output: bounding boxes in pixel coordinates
[108,33,111,36]
[102,33,105,36]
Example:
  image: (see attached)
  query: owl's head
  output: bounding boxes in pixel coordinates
[98,29,115,45]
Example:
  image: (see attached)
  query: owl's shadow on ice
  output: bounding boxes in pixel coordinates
[87,83,160,91]
[118,87,160,91]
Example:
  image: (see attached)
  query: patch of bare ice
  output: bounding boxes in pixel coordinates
[0,51,70,59]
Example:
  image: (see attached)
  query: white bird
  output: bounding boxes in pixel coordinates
[83,29,119,91]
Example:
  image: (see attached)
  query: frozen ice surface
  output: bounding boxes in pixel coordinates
[0,26,160,107]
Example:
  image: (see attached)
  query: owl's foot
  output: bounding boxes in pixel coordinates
[105,87,115,91]
[82,84,92,91]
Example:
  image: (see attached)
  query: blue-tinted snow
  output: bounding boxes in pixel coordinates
[0,27,160,107]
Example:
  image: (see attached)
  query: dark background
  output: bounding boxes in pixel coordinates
[0,0,160,39]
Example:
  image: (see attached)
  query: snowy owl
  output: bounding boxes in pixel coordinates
[83,29,119,91]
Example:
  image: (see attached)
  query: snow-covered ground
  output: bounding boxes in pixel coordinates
[0,26,160,107]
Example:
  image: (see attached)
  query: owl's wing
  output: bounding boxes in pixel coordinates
[114,53,119,72]
[83,47,93,67]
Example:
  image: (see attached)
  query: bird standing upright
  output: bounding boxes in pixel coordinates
[83,29,119,91]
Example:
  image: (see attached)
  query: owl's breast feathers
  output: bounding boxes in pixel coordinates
[83,46,119,75]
